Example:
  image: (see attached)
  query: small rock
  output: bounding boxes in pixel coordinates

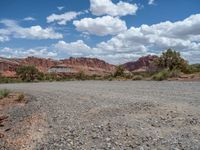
[106,137,111,142]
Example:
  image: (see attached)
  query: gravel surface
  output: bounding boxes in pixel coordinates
[0,81,200,150]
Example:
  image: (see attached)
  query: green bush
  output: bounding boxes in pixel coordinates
[0,76,21,83]
[0,89,10,99]
[167,69,181,78]
[182,64,200,74]
[152,70,169,81]
[0,77,11,83]
[37,72,45,81]
[154,49,188,71]
[44,73,57,81]
[193,64,200,72]
[16,66,39,82]
[114,65,125,77]
[124,74,133,79]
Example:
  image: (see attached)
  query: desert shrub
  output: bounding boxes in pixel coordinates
[89,74,99,80]
[44,73,57,81]
[182,64,200,74]
[114,65,125,77]
[0,89,10,99]
[101,75,112,80]
[152,70,169,81]
[168,69,181,78]
[37,72,45,81]
[132,72,155,78]
[124,73,133,79]
[155,49,188,71]
[0,77,11,83]
[16,66,39,82]
[61,76,73,81]
[108,77,113,81]
[17,93,25,102]
[55,77,62,81]
[0,75,21,83]
[132,75,143,80]
[193,64,200,71]
[76,71,86,80]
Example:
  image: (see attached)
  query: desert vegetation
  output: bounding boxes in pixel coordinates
[16,65,40,82]
[0,49,199,83]
[16,93,25,102]
[0,89,10,99]
[0,89,25,101]
[113,49,200,81]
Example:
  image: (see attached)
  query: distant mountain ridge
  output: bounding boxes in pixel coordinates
[0,57,116,77]
[0,55,160,77]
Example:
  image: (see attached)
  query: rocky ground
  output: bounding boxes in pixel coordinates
[0,81,200,150]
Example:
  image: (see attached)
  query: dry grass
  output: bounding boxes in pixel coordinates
[0,89,10,99]
[17,93,25,102]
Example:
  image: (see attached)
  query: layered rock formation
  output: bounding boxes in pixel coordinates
[19,57,60,72]
[62,57,116,75]
[0,57,116,77]
[123,55,158,72]
[0,57,20,77]
[0,55,160,77]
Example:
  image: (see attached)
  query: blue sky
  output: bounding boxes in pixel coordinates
[0,0,200,64]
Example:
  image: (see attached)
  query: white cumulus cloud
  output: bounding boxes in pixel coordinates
[55,13,200,64]
[91,14,200,64]
[2,13,200,64]
[148,0,155,5]
[53,40,93,57]
[23,17,36,21]
[90,0,138,16]
[47,11,82,25]
[73,16,127,36]
[0,35,9,42]
[0,47,57,58]
[57,6,64,11]
[0,19,63,40]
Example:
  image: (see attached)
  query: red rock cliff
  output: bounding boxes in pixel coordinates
[122,55,158,72]
[0,57,116,76]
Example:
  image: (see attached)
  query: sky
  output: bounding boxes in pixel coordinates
[0,0,200,64]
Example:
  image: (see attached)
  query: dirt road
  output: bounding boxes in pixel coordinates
[0,81,200,149]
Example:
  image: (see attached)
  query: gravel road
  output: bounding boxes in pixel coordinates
[0,81,200,150]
